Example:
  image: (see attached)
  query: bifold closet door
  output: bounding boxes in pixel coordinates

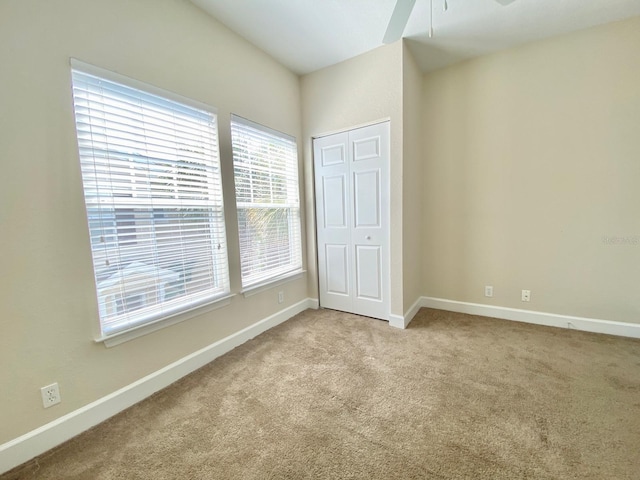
[313,122,390,320]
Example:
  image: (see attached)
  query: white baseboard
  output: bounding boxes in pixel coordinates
[0,298,315,475]
[389,297,423,329]
[420,297,640,339]
[388,314,403,328]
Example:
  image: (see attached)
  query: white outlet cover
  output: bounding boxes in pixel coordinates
[41,383,61,408]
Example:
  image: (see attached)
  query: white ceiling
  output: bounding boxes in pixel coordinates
[190,0,640,75]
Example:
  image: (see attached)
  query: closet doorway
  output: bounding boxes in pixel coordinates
[313,121,390,320]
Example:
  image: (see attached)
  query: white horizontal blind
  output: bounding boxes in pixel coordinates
[230,115,302,288]
[71,64,229,336]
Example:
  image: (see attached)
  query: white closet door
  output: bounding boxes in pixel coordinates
[313,122,390,320]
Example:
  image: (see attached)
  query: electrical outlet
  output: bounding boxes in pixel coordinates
[521,289,531,302]
[278,291,284,304]
[484,286,493,297]
[41,383,61,408]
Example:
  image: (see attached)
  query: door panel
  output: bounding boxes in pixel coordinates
[325,244,349,295]
[314,132,352,313]
[353,169,380,228]
[322,175,347,228]
[314,122,390,321]
[320,143,346,167]
[355,245,382,300]
[353,136,380,162]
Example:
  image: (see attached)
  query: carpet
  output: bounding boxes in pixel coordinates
[3,308,640,479]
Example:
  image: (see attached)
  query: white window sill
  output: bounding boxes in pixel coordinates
[241,270,306,298]
[96,294,235,347]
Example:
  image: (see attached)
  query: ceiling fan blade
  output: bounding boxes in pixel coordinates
[383,0,417,44]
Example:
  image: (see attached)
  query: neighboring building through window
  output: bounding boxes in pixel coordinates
[71,60,229,337]
[230,115,303,289]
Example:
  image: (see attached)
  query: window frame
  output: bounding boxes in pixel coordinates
[230,114,304,291]
[70,59,231,344]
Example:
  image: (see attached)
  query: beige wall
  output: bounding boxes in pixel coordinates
[422,17,640,324]
[301,42,404,316]
[401,43,424,313]
[0,0,306,443]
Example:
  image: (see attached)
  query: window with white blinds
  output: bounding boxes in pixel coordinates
[230,115,303,289]
[71,61,230,337]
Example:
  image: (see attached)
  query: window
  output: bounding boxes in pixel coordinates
[71,60,229,338]
[230,115,303,289]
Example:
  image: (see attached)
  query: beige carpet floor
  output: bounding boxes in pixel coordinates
[3,308,640,479]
